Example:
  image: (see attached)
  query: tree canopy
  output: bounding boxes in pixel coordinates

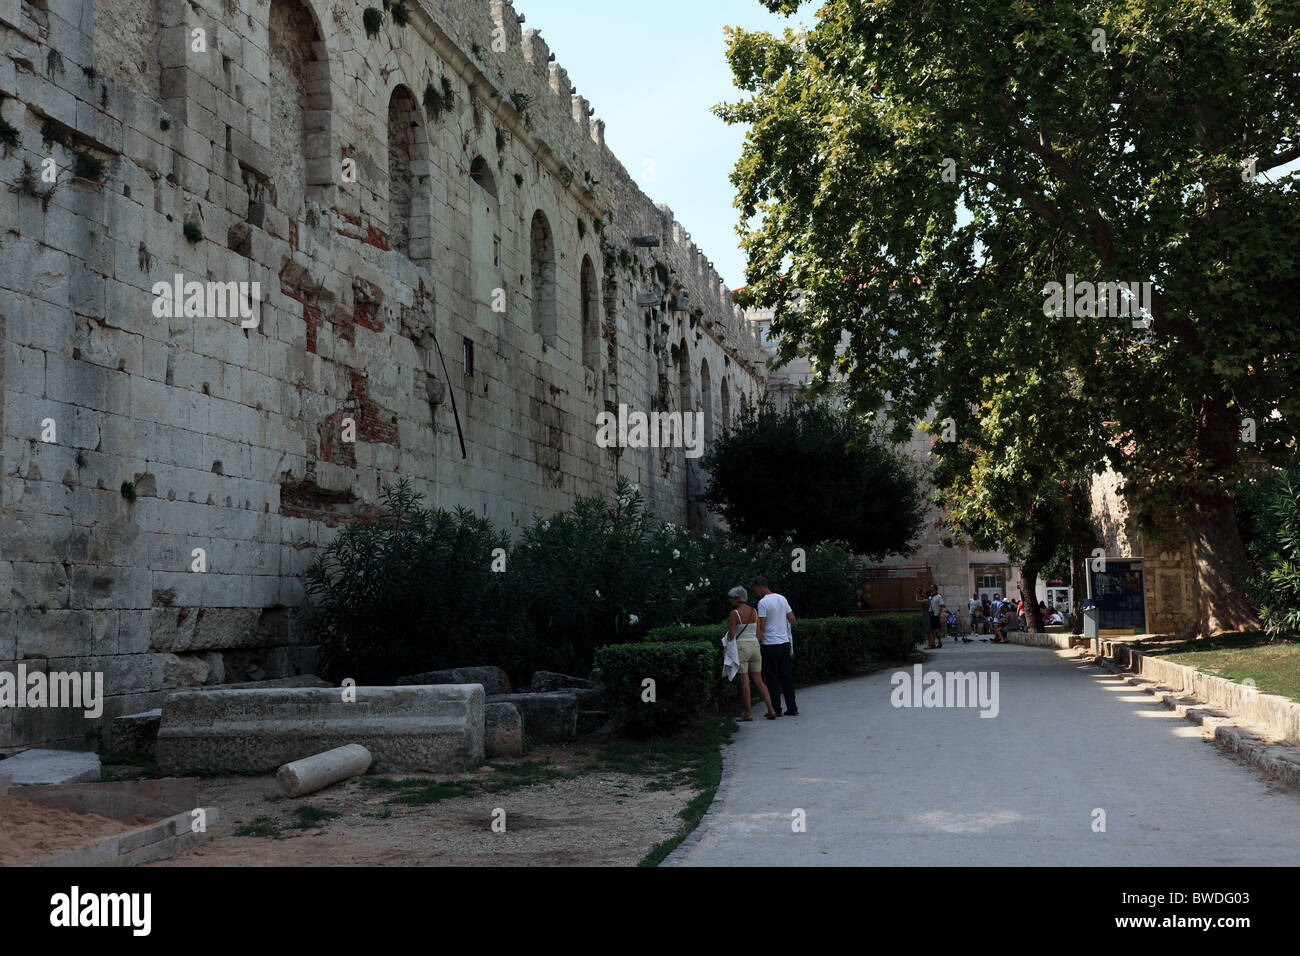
[701,399,926,559]
[718,0,1299,633]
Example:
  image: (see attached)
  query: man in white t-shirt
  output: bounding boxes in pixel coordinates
[752,576,798,718]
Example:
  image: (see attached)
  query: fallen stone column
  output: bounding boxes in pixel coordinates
[277,744,373,797]
[156,685,485,774]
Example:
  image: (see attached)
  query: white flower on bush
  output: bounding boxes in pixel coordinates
[672,549,681,559]
[686,583,695,592]
[595,590,602,599]
[628,613,640,625]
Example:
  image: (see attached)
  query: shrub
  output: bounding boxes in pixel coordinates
[595,641,716,736]
[304,479,519,684]
[646,613,921,686]
[362,7,383,37]
[1240,460,1300,636]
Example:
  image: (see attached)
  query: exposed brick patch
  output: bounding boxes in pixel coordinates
[352,278,384,333]
[279,474,360,527]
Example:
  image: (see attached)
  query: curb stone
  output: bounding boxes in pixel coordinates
[1090,653,1300,791]
[662,736,737,867]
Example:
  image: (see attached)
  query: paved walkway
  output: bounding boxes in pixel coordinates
[672,642,1300,865]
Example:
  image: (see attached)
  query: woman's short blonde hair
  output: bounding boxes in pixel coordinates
[728,586,748,602]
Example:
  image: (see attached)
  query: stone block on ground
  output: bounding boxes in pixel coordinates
[578,710,613,736]
[110,709,162,758]
[489,692,578,742]
[200,675,332,690]
[277,743,372,797]
[0,748,101,785]
[397,666,512,695]
[156,685,485,774]
[530,670,594,692]
[485,701,523,756]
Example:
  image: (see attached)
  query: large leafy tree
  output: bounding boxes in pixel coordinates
[701,399,926,559]
[719,0,1299,634]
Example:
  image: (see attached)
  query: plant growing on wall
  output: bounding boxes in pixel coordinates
[0,117,20,157]
[362,7,383,37]
[183,220,203,242]
[422,81,446,121]
[72,149,106,184]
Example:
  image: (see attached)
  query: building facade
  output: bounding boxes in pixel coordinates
[0,0,770,747]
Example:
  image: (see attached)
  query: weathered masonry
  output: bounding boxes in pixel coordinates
[0,0,771,747]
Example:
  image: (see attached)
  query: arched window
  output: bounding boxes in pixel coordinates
[700,358,713,446]
[530,211,556,345]
[387,85,429,263]
[720,378,731,429]
[470,156,497,199]
[267,0,332,214]
[580,255,599,370]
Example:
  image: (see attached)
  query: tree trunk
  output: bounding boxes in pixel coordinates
[1185,489,1260,636]
[1021,563,1045,632]
[1070,544,1088,634]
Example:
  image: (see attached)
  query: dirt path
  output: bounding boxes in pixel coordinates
[150,743,693,866]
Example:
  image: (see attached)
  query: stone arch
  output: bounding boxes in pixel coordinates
[387,84,430,263]
[580,255,599,370]
[530,210,556,346]
[720,377,731,429]
[267,0,332,214]
[700,357,713,446]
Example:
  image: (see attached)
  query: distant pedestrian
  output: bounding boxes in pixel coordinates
[928,585,945,649]
[751,576,798,718]
[968,593,981,635]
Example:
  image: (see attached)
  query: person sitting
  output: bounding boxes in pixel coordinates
[1048,607,1065,626]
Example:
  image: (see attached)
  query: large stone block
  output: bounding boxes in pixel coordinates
[109,709,162,758]
[397,665,512,696]
[485,701,522,757]
[155,684,485,774]
[488,692,578,743]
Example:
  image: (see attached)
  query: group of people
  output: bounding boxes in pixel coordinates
[722,577,799,721]
[924,587,1068,648]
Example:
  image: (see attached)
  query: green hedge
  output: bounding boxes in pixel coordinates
[595,640,716,736]
[646,614,923,685]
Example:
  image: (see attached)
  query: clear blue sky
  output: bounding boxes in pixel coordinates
[518,0,817,291]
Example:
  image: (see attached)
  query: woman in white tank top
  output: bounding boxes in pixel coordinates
[727,586,776,720]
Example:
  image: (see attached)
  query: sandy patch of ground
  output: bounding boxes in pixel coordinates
[0,796,148,865]
[150,743,694,866]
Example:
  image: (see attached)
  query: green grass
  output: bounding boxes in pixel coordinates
[289,805,341,829]
[587,715,735,866]
[1138,632,1300,702]
[233,815,286,839]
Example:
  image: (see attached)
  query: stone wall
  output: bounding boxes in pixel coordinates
[0,0,770,747]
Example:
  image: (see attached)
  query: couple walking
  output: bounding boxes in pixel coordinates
[724,577,798,721]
